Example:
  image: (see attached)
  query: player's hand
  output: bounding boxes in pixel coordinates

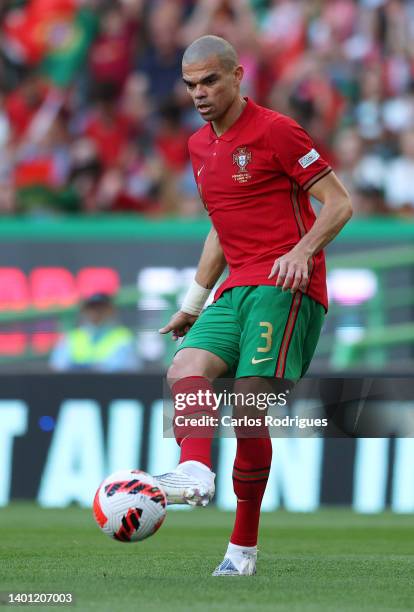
[268,247,310,293]
[158,311,198,340]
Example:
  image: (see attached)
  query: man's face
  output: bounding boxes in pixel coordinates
[182,55,243,123]
[83,303,114,326]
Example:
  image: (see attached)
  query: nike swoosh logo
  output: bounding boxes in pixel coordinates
[251,357,274,365]
[197,165,204,177]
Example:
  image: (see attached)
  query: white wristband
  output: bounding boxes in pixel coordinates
[181,280,212,316]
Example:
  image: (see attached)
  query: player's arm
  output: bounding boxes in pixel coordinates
[159,226,227,338]
[194,225,227,289]
[269,171,352,292]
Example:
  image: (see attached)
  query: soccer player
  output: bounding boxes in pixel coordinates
[156,35,352,576]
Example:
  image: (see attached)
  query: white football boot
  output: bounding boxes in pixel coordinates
[212,543,257,576]
[154,460,215,507]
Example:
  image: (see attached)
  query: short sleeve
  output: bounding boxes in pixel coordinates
[270,115,332,190]
[188,134,199,181]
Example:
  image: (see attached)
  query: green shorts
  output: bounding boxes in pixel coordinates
[176,286,325,381]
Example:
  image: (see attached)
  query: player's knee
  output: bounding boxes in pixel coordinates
[166,357,208,387]
[166,362,183,387]
[167,349,226,386]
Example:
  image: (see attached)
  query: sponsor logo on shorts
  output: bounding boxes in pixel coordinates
[251,356,274,365]
[298,148,320,168]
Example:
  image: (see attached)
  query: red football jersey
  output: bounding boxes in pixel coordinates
[188,98,332,311]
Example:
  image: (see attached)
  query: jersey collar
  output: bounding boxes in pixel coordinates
[208,97,256,143]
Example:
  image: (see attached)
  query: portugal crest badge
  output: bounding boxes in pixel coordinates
[232,146,252,183]
[233,147,251,172]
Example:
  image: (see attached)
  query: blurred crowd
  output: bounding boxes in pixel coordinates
[1,0,414,218]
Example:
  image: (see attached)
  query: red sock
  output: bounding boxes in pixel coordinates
[230,437,272,547]
[171,376,217,469]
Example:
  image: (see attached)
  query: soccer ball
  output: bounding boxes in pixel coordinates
[93,469,167,542]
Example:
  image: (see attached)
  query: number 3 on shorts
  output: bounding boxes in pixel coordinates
[257,322,273,353]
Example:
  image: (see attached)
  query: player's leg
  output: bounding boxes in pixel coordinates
[169,348,226,500]
[156,294,240,506]
[213,286,324,575]
[168,347,228,467]
[155,347,228,506]
[168,295,240,469]
[212,376,278,576]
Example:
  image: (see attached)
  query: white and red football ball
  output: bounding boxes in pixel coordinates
[93,469,167,542]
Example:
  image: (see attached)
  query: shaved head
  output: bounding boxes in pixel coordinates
[182,35,244,131]
[182,35,238,72]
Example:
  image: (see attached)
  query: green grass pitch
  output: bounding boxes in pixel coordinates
[0,504,413,611]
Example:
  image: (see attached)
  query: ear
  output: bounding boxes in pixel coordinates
[234,64,244,85]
